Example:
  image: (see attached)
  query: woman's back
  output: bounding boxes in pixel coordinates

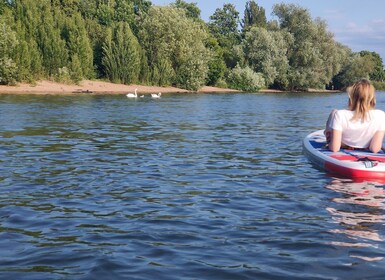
[327,79,385,153]
[331,109,385,148]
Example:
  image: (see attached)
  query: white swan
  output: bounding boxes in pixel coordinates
[151,92,161,99]
[140,95,144,98]
[126,88,138,98]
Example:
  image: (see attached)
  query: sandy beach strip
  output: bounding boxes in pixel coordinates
[0,80,239,95]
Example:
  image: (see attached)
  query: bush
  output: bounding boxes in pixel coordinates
[55,67,72,84]
[226,65,265,91]
[0,58,18,85]
[176,58,208,91]
[215,78,228,88]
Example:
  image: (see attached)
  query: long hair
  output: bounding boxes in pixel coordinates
[348,79,376,121]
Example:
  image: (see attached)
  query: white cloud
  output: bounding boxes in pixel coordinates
[331,19,385,61]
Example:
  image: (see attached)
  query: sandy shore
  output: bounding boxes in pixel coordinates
[0,80,239,95]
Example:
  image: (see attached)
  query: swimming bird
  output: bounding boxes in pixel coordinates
[126,88,138,98]
[140,95,144,98]
[151,92,161,99]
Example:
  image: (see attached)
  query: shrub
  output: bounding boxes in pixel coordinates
[0,57,18,85]
[55,67,72,84]
[226,65,265,91]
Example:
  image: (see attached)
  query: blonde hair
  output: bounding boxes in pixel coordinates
[348,79,376,121]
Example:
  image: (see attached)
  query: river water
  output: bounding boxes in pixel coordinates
[0,92,384,279]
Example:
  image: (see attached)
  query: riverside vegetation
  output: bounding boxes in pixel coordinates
[0,0,384,91]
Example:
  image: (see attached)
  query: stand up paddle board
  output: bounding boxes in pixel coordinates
[303,130,385,179]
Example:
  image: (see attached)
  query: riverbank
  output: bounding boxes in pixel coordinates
[0,80,342,95]
[0,80,340,95]
[0,80,239,95]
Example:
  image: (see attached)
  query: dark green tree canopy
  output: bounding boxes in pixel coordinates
[209,3,240,36]
[359,50,385,81]
[172,0,201,19]
[242,0,267,32]
[1,0,384,91]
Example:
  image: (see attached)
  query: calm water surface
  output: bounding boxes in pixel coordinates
[1,92,385,279]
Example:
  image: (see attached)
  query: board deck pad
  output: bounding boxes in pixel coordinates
[304,130,385,179]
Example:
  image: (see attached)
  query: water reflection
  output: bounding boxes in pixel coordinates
[326,179,385,261]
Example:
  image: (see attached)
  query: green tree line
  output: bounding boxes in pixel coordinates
[0,0,384,91]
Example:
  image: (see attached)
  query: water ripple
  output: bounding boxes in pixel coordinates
[0,93,384,279]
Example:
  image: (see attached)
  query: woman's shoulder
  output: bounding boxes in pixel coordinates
[335,109,353,116]
[372,109,385,115]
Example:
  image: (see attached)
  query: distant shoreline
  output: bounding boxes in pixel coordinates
[0,80,341,95]
[0,80,239,95]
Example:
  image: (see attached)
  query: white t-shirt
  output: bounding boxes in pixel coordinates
[330,109,385,148]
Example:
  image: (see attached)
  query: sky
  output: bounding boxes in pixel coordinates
[150,0,385,63]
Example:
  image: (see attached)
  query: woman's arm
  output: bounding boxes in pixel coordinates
[328,129,342,152]
[369,130,385,153]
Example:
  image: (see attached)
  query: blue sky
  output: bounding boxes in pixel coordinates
[151,0,385,63]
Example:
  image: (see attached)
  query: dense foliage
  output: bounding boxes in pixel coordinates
[227,65,265,91]
[0,0,384,91]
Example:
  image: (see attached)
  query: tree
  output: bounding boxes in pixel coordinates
[96,2,114,26]
[208,3,241,68]
[359,51,385,81]
[7,0,43,81]
[272,4,348,90]
[333,54,375,89]
[37,4,68,76]
[133,0,151,15]
[242,0,267,32]
[83,18,107,78]
[78,0,98,19]
[172,0,201,20]
[14,38,43,82]
[69,53,82,83]
[64,12,94,79]
[0,19,18,84]
[0,0,8,14]
[205,35,226,86]
[209,3,239,37]
[114,0,134,23]
[102,22,141,84]
[139,6,210,90]
[131,0,152,36]
[50,0,80,15]
[243,27,290,88]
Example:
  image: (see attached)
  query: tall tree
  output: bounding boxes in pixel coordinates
[50,0,80,15]
[130,0,152,37]
[209,3,240,45]
[84,18,107,78]
[140,6,210,90]
[172,0,201,20]
[0,18,18,84]
[133,0,151,14]
[64,12,94,79]
[333,54,375,88]
[242,1,267,32]
[243,27,290,88]
[272,3,348,90]
[208,3,241,68]
[205,35,226,86]
[36,3,68,76]
[114,0,134,23]
[102,22,141,84]
[0,0,8,13]
[359,51,385,81]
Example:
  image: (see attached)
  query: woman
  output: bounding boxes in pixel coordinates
[325,79,385,153]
